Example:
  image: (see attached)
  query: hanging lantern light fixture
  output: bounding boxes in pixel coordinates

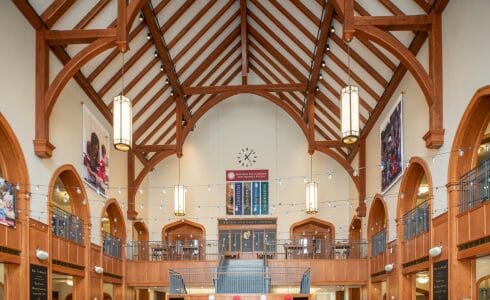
[340,43,360,144]
[113,53,132,151]
[305,154,318,214]
[174,157,185,216]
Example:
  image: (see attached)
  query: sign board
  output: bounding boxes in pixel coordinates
[30,264,48,300]
[433,260,448,300]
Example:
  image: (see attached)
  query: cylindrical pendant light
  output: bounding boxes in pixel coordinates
[305,154,318,214]
[341,43,360,144]
[174,157,185,216]
[113,53,132,151]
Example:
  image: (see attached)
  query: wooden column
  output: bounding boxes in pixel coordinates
[127,151,138,220]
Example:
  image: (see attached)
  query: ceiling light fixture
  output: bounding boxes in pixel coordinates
[340,42,360,144]
[174,157,186,216]
[305,153,318,214]
[113,53,132,151]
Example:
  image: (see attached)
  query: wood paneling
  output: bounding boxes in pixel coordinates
[402,231,429,265]
[432,212,448,262]
[370,252,386,275]
[29,219,49,266]
[52,237,85,268]
[457,202,490,247]
[168,294,311,300]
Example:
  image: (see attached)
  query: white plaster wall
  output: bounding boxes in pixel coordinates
[147,94,355,241]
[363,0,490,241]
[0,1,129,245]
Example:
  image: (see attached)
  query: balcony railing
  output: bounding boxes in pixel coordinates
[51,206,83,244]
[168,266,310,295]
[403,201,429,240]
[103,231,122,258]
[371,229,386,257]
[459,159,490,213]
[126,238,368,261]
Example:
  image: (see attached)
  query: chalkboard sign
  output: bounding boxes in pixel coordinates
[30,264,48,300]
[433,260,448,300]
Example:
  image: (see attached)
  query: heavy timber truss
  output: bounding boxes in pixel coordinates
[14,0,448,219]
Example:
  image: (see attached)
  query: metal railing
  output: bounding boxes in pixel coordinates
[169,266,310,295]
[126,239,368,261]
[52,206,83,244]
[459,159,490,213]
[103,231,122,258]
[371,229,386,257]
[403,200,429,240]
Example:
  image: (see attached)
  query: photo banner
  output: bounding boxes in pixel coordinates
[82,106,110,197]
[0,178,16,227]
[226,170,269,216]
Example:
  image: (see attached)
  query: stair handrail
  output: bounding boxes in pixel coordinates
[169,269,187,294]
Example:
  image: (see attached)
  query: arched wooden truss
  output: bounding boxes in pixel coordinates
[14,0,448,219]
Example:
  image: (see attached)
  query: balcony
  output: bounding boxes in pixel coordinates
[457,159,490,257]
[402,201,430,265]
[370,229,387,275]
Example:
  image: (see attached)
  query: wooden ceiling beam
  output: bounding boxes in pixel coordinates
[251,0,312,57]
[74,0,111,29]
[141,2,190,121]
[189,57,242,110]
[133,144,176,152]
[314,124,331,141]
[353,15,434,31]
[132,72,164,107]
[268,0,316,42]
[249,53,303,111]
[133,85,168,122]
[314,140,356,148]
[329,33,387,87]
[249,64,302,116]
[378,0,404,16]
[356,35,397,71]
[134,96,174,140]
[249,40,295,83]
[314,93,341,128]
[240,0,248,84]
[413,0,434,13]
[155,120,177,145]
[325,52,380,100]
[45,28,117,45]
[249,11,309,71]
[305,2,335,124]
[183,83,307,95]
[290,0,321,26]
[182,26,240,87]
[41,0,77,28]
[141,108,175,145]
[194,43,241,88]
[248,27,306,82]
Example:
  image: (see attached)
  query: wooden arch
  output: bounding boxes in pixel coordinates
[101,199,127,241]
[397,156,434,219]
[48,164,91,223]
[0,112,30,204]
[477,275,490,300]
[448,85,490,183]
[289,217,335,240]
[368,194,388,238]
[161,219,206,241]
[133,221,149,242]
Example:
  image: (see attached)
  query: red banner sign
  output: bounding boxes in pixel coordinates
[226,170,269,181]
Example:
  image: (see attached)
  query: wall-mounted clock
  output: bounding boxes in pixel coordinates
[237,147,257,167]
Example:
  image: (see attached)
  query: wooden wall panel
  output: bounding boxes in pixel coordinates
[432,212,448,262]
[456,202,490,248]
[469,205,485,241]
[170,294,311,300]
[29,219,49,266]
[402,232,429,264]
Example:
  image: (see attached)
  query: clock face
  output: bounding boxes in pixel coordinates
[237,147,257,167]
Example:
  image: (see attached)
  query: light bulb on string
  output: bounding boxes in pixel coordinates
[118,189,122,195]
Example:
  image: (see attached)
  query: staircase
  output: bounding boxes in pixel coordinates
[215,259,269,294]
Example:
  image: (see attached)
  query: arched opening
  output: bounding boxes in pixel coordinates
[0,113,29,299]
[448,86,490,298]
[49,165,91,299]
[289,217,336,259]
[478,275,490,300]
[161,219,205,260]
[368,195,388,276]
[397,157,433,299]
[349,217,362,259]
[101,199,126,259]
[132,221,149,261]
